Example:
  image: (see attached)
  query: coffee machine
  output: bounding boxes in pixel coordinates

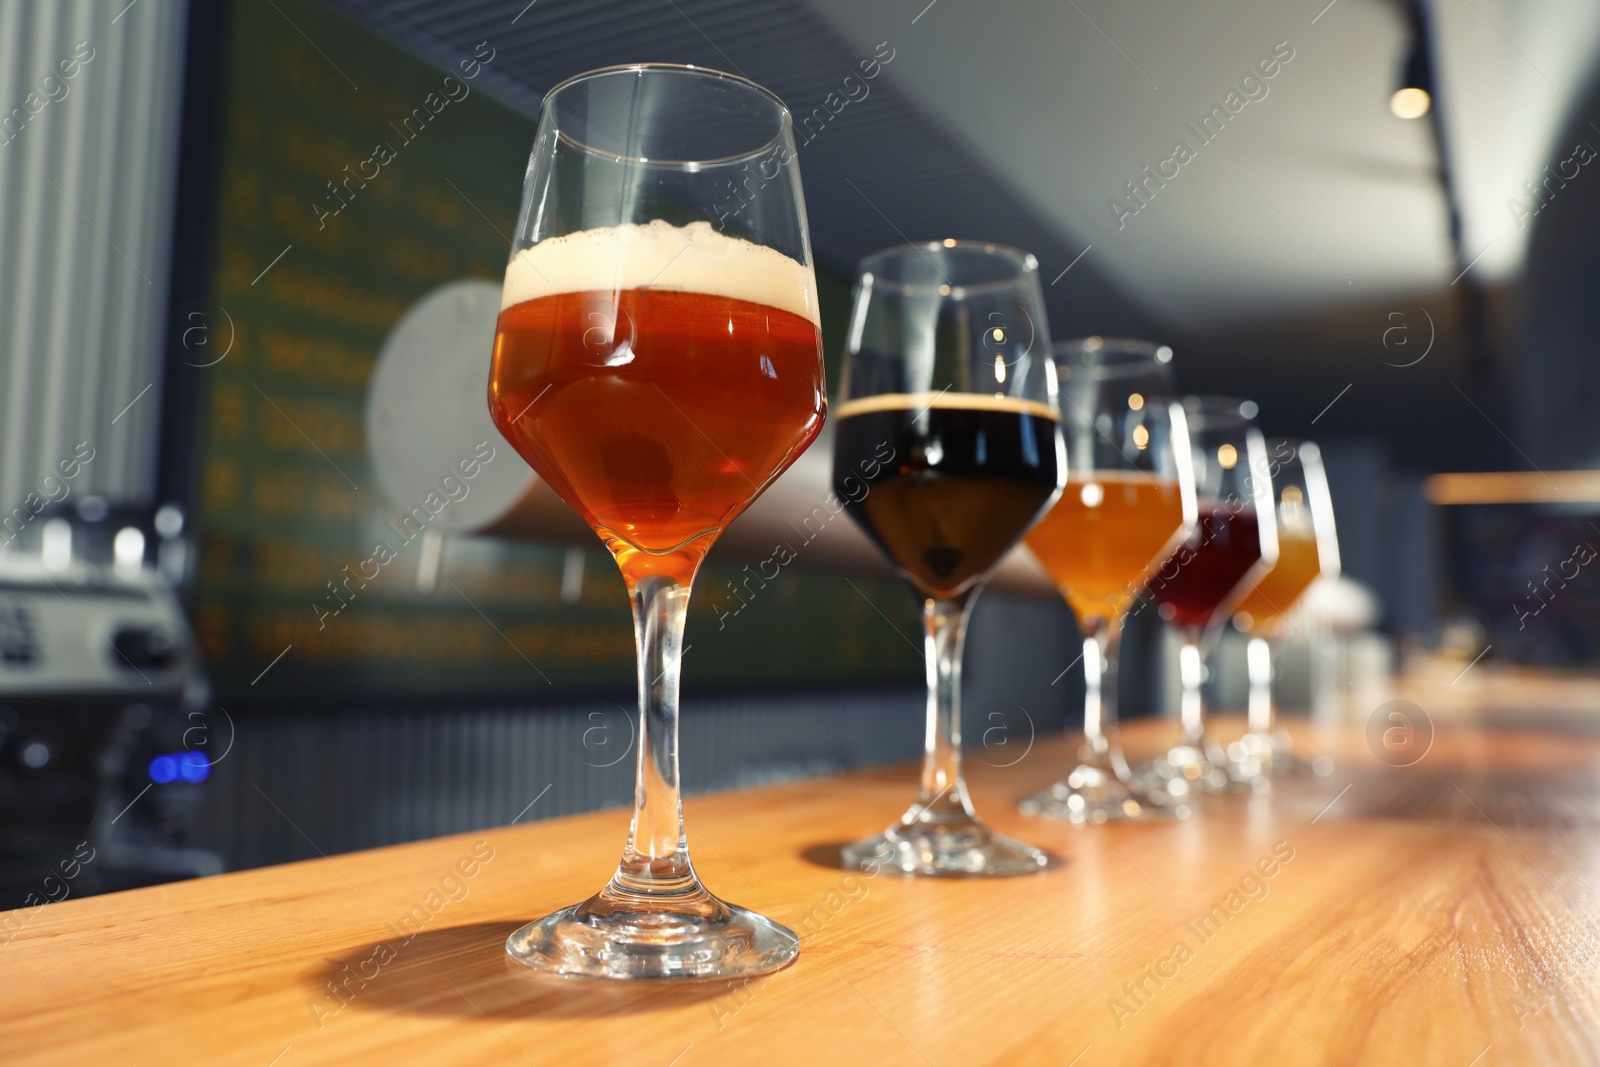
[0,500,221,911]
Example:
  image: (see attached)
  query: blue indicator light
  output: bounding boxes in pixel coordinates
[178,751,210,782]
[148,755,178,783]
[149,752,211,784]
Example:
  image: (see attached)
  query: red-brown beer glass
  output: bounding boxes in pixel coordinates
[489,64,825,980]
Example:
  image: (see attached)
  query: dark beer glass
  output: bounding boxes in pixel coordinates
[832,241,1064,876]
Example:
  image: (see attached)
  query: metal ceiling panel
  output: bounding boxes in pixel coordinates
[324,0,1161,338]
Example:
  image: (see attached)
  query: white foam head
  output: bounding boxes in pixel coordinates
[500,219,819,326]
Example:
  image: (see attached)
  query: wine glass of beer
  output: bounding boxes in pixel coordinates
[1019,339,1198,822]
[489,65,826,979]
[1226,439,1340,781]
[832,241,1063,876]
[1139,398,1277,798]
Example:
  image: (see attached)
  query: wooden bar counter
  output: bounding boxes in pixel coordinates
[4,713,1599,1065]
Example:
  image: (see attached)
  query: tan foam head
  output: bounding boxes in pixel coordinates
[835,392,1059,421]
[500,219,819,326]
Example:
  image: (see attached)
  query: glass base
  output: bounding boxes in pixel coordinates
[1139,744,1230,798]
[842,814,1048,877]
[1019,764,1190,823]
[1226,732,1331,780]
[506,883,798,981]
[1226,731,1284,782]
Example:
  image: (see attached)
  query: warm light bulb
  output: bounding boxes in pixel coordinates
[1390,87,1430,119]
[993,354,1007,383]
[1217,443,1238,469]
[41,518,72,572]
[1128,392,1144,411]
[113,526,146,576]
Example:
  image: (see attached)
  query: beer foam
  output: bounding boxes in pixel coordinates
[500,219,819,326]
[835,392,1059,421]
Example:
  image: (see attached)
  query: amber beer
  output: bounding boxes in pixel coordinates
[1232,529,1320,634]
[1025,473,1184,622]
[489,223,826,581]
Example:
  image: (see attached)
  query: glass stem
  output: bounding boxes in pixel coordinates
[1179,625,1206,748]
[611,572,697,897]
[1246,635,1274,735]
[912,591,979,823]
[1079,617,1132,780]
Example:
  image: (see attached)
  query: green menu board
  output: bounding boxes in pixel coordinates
[191,0,921,698]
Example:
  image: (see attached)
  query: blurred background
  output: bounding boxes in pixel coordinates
[2,0,1597,904]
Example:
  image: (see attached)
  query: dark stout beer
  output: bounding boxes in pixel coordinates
[833,393,1062,600]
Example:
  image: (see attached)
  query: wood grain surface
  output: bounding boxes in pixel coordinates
[3,710,1598,1066]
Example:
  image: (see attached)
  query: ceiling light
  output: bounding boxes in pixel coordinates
[1391,35,1432,119]
[1391,86,1430,119]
